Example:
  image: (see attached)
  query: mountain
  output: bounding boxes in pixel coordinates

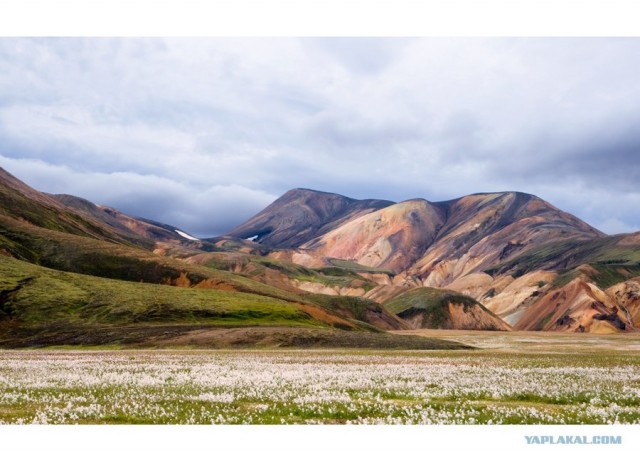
[302,199,445,273]
[233,189,604,275]
[0,167,141,247]
[303,191,604,277]
[51,193,201,244]
[225,188,394,247]
[231,188,640,333]
[0,167,202,249]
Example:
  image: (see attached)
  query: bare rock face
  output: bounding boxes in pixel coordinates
[302,199,445,273]
[607,278,640,327]
[514,278,630,333]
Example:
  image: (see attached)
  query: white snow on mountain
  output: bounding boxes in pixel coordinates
[175,229,200,241]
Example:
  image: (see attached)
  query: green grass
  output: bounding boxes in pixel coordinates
[0,256,320,329]
[588,263,640,288]
[327,258,395,275]
[292,272,375,291]
[301,293,389,331]
[487,234,640,280]
[551,262,640,289]
[304,294,379,321]
[1,256,472,349]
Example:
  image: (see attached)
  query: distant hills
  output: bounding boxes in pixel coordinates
[1,166,640,348]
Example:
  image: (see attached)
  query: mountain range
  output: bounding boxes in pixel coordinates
[226,187,640,333]
[2,166,640,348]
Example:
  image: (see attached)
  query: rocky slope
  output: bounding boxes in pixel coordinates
[225,188,394,247]
[304,191,603,279]
[52,194,201,245]
[302,199,445,273]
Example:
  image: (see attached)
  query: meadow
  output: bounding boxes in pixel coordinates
[2,332,640,425]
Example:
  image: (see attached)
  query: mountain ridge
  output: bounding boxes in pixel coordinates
[233,188,604,276]
[225,188,395,248]
[3,166,640,337]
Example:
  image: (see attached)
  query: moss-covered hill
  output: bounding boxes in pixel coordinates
[385,287,512,331]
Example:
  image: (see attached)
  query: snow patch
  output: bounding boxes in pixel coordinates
[246,235,259,242]
[175,229,200,241]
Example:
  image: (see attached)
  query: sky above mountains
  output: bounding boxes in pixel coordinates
[1,37,639,236]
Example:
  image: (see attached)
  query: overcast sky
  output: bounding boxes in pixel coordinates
[1,37,639,236]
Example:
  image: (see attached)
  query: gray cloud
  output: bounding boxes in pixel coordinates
[1,38,640,236]
[0,155,276,236]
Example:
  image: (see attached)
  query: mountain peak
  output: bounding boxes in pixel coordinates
[226,189,395,247]
[284,187,344,195]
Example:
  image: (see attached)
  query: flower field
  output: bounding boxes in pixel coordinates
[1,348,640,424]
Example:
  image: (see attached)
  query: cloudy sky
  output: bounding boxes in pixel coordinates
[1,37,639,236]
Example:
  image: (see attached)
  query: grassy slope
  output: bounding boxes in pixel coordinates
[326,258,395,275]
[487,235,640,285]
[0,217,431,341]
[383,287,505,330]
[0,256,320,328]
[385,287,478,315]
[550,264,640,290]
[304,294,386,323]
[0,257,467,350]
[301,293,407,331]
[0,173,151,249]
[0,215,311,303]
